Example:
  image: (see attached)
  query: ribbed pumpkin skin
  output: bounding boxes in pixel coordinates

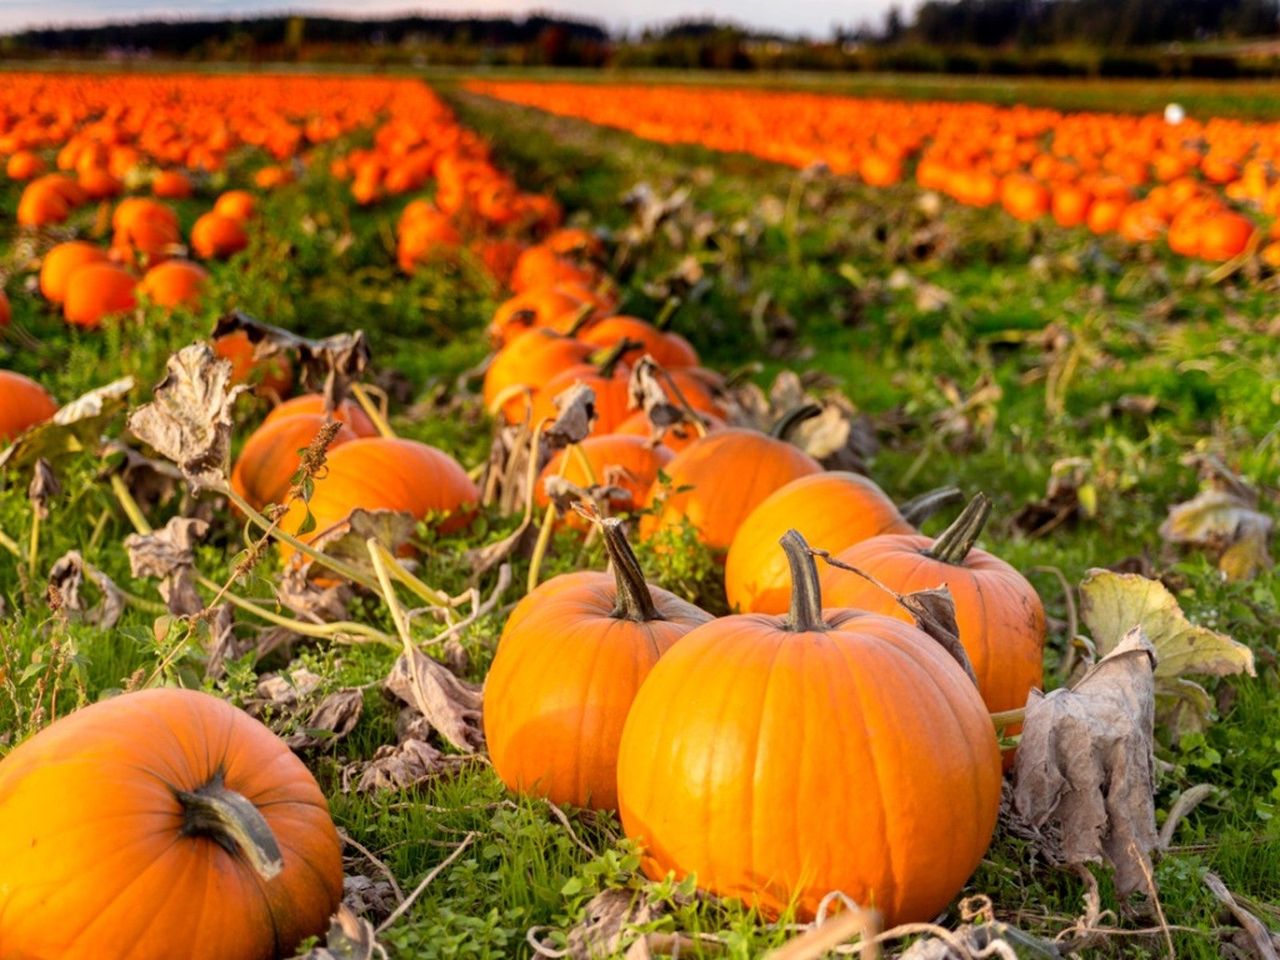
[0,371,58,441]
[0,688,343,960]
[483,328,592,424]
[536,435,673,522]
[616,610,1001,926]
[262,394,378,438]
[725,473,914,614]
[280,438,478,554]
[232,414,358,510]
[818,534,1045,718]
[579,316,699,369]
[640,429,821,552]
[530,363,632,436]
[484,573,711,810]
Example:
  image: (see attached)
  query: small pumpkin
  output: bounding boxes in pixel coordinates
[214,189,257,222]
[616,530,1002,925]
[536,435,674,526]
[62,262,138,328]
[485,518,711,809]
[0,688,343,959]
[817,493,1045,725]
[578,315,699,369]
[40,241,110,304]
[215,331,294,399]
[263,394,379,437]
[232,413,358,511]
[482,326,592,424]
[640,407,822,553]
[139,259,209,309]
[192,212,249,260]
[0,370,58,441]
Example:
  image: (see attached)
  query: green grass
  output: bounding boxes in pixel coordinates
[2,73,1280,958]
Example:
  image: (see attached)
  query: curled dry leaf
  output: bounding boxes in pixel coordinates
[562,889,662,960]
[214,311,371,410]
[0,377,134,472]
[127,343,246,492]
[385,649,484,754]
[202,603,241,680]
[1080,569,1256,736]
[542,474,629,520]
[47,551,124,629]
[1161,487,1273,582]
[895,585,980,687]
[289,905,382,960]
[100,441,184,513]
[543,382,596,450]
[286,688,365,750]
[349,738,464,794]
[124,516,210,617]
[278,568,355,623]
[1012,628,1158,897]
[253,668,324,711]
[27,459,60,520]
[303,509,418,582]
[627,356,685,429]
[342,875,398,922]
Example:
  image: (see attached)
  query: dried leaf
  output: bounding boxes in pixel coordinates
[350,738,462,794]
[897,586,979,687]
[27,459,60,519]
[1161,487,1273,582]
[304,509,418,581]
[47,551,123,628]
[0,377,134,471]
[565,889,660,960]
[127,344,246,492]
[1012,628,1158,896]
[342,875,398,922]
[543,382,596,449]
[1204,873,1279,960]
[100,441,184,512]
[1014,456,1095,537]
[123,517,210,616]
[253,668,324,711]
[203,604,242,680]
[385,650,484,753]
[287,688,365,750]
[290,905,381,960]
[277,569,355,622]
[214,311,370,410]
[628,357,685,429]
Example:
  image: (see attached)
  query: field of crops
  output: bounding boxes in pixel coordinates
[2,68,1280,960]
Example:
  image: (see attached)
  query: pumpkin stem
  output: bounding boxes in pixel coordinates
[600,517,661,622]
[654,297,680,331]
[597,338,640,379]
[781,529,826,632]
[770,403,822,441]
[177,773,283,881]
[566,303,597,337]
[925,493,992,565]
[897,485,963,528]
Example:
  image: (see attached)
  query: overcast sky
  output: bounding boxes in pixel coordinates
[1,1,915,39]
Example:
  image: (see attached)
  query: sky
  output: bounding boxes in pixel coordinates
[0,0,913,39]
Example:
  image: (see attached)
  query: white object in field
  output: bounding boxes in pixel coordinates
[1165,103,1186,125]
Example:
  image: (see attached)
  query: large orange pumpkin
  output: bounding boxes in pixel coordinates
[39,242,109,305]
[724,472,916,615]
[232,414,358,511]
[616,530,1002,925]
[817,494,1044,723]
[484,518,711,810]
[482,326,593,424]
[62,262,137,328]
[0,370,58,441]
[640,409,822,552]
[0,688,343,959]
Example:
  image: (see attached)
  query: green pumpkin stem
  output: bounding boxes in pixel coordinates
[566,303,597,337]
[897,485,963,528]
[601,517,661,622]
[770,403,822,441]
[781,529,826,632]
[177,774,284,881]
[597,338,641,379]
[925,493,992,565]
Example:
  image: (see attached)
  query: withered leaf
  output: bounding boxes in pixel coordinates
[28,459,60,519]
[342,875,398,922]
[214,311,370,410]
[1014,456,1095,537]
[896,585,980,687]
[127,344,246,492]
[0,377,134,472]
[1012,628,1158,897]
[100,441,184,512]
[124,516,210,616]
[1203,873,1279,960]
[287,688,365,750]
[385,649,484,753]
[350,738,462,794]
[278,568,355,622]
[47,551,124,628]
[254,668,324,711]
[543,382,596,449]
[203,604,242,680]
[304,509,417,582]
[1161,484,1273,582]
[289,905,380,960]
[564,889,662,960]
[627,357,685,429]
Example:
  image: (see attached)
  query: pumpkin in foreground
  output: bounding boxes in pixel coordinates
[616,530,1002,926]
[485,518,711,810]
[0,370,58,442]
[0,688,343,960]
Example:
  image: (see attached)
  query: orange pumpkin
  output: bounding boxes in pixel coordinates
[0,688,343,959]
[214,331,294,399]
[616,530,1001,925]
[640,409,822,553]
[484,518,711,810]
[39,241,110,305]
[578,315,699,368]
[263,394,379,437]
[536,435,673,524]
[232,413,358,511]
[817,494,1045,724]
[214,189,257,221]
[483,326,593,424]
[488,285,599,346]
[0,370,58,441]
[152,169,193,199]
[139,260,209,308]
[192,212,249,260]
[724,472,916,615]
[62,263,137,328]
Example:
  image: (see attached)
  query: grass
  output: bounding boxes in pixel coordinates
[2,71,1280,958]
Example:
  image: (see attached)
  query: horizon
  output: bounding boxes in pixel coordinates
[0,1,919,40]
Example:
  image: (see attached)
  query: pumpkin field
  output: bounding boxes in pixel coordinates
[3,66,1280,959]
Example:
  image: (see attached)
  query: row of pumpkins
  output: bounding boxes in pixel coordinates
[468,80,1277,264]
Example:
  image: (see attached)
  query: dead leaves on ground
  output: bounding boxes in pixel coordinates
[1161,456,1273,582]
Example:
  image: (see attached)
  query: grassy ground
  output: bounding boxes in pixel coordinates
[2,73,1280,957]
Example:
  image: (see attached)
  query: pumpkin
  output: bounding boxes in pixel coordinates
[39,242,108,305]
[724,472,917,615]
[77,166,123,200]
[485,518,711,809]
[63,262,138,328]
[488,285,599,346]
[510,245,596,294]
[536,435,674,525]
[232,414,358,511]
[16,179,70,227]
[214,189,257,221]
[6,150,45,180]
[616,530,1002,925]
[152,169,193,199]
[482,326,592,424]
[0,688,343,959]
[139,259,209,308]
[578,315,699,369]
[279,437,478,559]
[0,370,58,441]
[817,494,1044,726]
[640,407,822,553]
[527,345,633,436]
[215,331,294,399]
[615,410,724,452]
[263,394,379,437]
[192,212,249,259]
